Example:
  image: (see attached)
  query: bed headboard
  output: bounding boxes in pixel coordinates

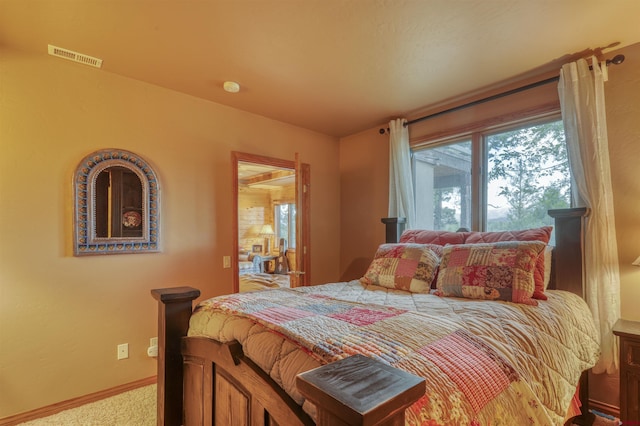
[382,207,588,299]
[546,208,589,298]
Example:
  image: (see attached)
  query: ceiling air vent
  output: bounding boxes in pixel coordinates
[48,45,103,68]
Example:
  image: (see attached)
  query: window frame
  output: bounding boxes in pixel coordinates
[411,111,567,232]
[274,202,296,249]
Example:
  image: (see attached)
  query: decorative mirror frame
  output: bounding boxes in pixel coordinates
[73,149,161,256]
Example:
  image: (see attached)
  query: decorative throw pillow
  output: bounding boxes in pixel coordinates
[465,226,552,300]
[435,241,546,306]
[361,243,441,293]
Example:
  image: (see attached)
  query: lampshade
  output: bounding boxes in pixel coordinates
[259,224,275,237]
[633,256,640,266]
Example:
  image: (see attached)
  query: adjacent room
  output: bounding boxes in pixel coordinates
[1,1,640,425]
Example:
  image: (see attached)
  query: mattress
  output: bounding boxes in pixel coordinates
[188,280,600,425]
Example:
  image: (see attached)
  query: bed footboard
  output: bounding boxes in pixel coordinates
[152,286,314,426]
[182,337,313,426]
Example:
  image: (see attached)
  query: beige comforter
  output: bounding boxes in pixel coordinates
[189,280,600,425]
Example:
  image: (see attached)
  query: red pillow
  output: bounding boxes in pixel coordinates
[465,227,552,300]
[399,229,469,245]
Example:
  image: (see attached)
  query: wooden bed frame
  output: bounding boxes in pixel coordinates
[152,207,593,426]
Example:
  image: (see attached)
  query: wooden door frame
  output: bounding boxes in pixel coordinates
[232,151,310,292]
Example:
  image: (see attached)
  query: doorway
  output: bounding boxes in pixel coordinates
[232,152,310,293]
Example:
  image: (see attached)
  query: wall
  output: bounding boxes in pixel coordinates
[339,42,640,410]
[0,47,340,418]
[238,187,272,251]
[238,183,296,253]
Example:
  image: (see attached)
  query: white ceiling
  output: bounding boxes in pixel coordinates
[1,0,639,137]
[238,161,295,188]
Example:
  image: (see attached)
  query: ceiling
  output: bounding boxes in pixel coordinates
[238,161,295,189]
[1,1,640,138]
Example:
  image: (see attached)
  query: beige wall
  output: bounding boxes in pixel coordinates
[607,43,640,322]
[238,187,272,251]
[238,183,296,253]
[339,42,640,410]
[0,47,340,418]
[339,127,389,281]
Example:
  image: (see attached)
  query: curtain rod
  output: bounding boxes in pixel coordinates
[379,54,625,134]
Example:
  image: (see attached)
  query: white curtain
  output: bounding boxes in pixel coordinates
[558,57,621,374]
[388,118,415,229]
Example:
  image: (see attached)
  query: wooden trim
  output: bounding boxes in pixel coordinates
[299,162,311,286]
[0,376,156,426]
[588,399,620,419]
[232,152,296,293]
[232,151,311,290]
[410,103,561,148]
[232,152,240,293]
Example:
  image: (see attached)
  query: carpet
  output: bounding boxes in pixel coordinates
[17,384,156,426]
[16,383,620,426]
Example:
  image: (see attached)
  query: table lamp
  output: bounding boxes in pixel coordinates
[259,224,275,255]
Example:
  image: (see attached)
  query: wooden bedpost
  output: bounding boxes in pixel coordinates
[548,208,593,426]
[151,287,201,426]
[548,207,588,299]
[381,217,406,244]
[297,354,425,426]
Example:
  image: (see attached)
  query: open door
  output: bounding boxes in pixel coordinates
[232,152,310,293]
[295,154,311,287]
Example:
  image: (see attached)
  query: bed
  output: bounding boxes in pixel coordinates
[152,207,600,426]
[239,272,290,292]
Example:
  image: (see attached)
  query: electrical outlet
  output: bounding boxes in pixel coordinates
[223,256,231,268]
[117,343,129,360]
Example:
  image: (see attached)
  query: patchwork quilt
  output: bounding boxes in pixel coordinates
[189,280,600,426]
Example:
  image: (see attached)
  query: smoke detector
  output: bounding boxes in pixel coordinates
[48,45,103,69]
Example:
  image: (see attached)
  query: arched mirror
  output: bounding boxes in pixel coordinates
[73,149,160,255]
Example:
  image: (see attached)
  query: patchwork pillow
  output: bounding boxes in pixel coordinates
[361,243,441,293]
[435,241,546,306]
[465,226,552,300]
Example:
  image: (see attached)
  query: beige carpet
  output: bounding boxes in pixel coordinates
[17,385,156,426]
[16,383,620,426]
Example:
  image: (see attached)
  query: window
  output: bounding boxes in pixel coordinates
[274,203,296,249]
[412,117,570,232]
